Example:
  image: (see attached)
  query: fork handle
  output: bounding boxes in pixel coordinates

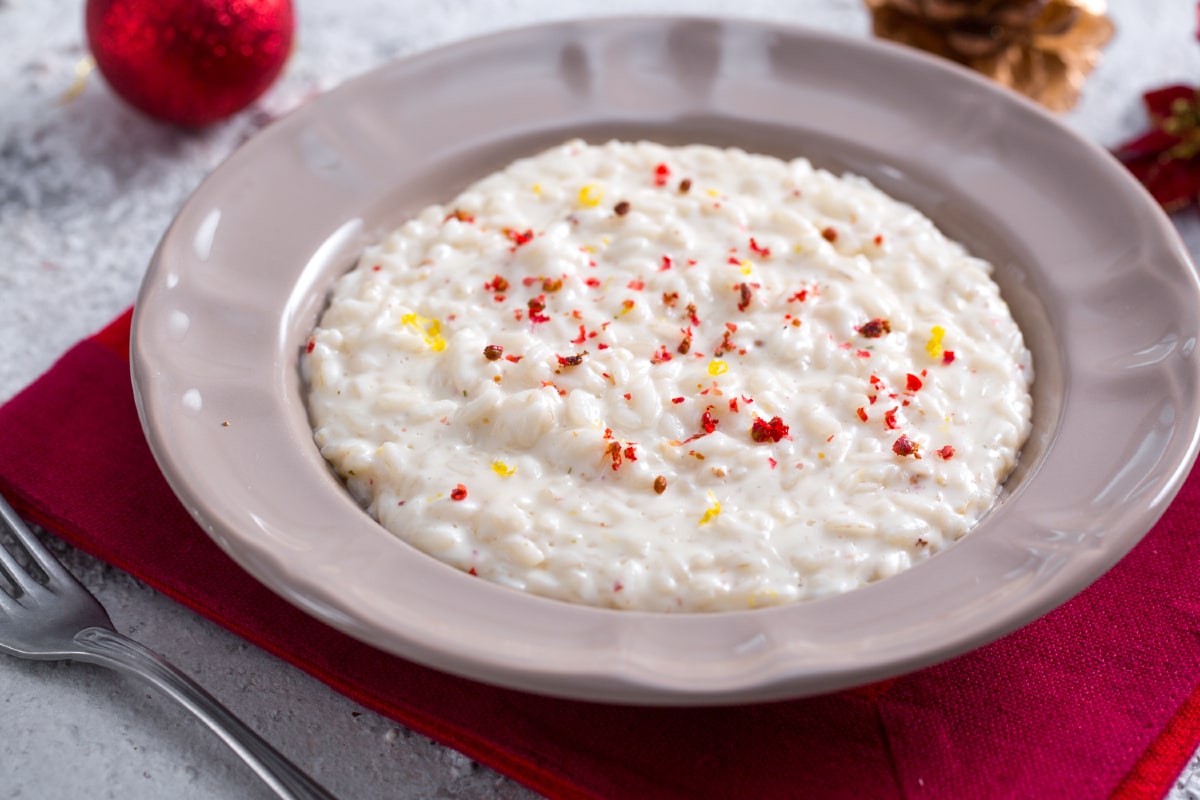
[71,626,338,800]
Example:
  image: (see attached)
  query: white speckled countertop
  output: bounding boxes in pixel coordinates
[4,1,1200,797]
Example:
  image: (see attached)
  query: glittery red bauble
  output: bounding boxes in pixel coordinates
[85,0,294,127]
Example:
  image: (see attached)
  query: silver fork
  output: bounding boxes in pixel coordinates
[0,491,337,800]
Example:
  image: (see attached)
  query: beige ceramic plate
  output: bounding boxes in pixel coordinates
[132,17,1200,705]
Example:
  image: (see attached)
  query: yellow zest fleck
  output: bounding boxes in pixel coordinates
[926,325,946,360]
[706,188,720,198]
[532,183,542,195]
[582,244,596,253]
[601,236,611,246]
[817,452,825,460]
[708,359,729,376]
[748,590,779,608]
[793,244,804,254]
[699,491,722,525]
[740,259,753,275]
[400,313,447,352]
[578,184,604,207]
[617,299,635,317]
[492,460,516,476]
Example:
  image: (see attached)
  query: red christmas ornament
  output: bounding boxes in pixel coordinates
[85,0,294,127]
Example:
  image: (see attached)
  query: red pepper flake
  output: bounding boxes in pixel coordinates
[741,394,754,405]
[512,308,525,321]
[653,475,668,494]
[858,318,891,338]
[623,392,632,400]
[371,264,382,272]
[768,457,778,469]
[624,444,638,462]
[613,581,624,592]
[750,416,790,443]
[603,428,614,440]
[305,340,315,354]
[527,294,550,324]
[571,325,588,345]
[651,345,673,364]
[856,407,868,422]
[505,228,534,248]
[856,350,871,359]
[556,352,586,367]
[450,484,468,501]
[943,350,957,365]
[884,407,899,430]
[749,237,771,258]
[585,277,602,288]
[873,234,884,246]
[788,289,809,303]
[468,566,477,575]
[614,200,631,216]
[653,163,671,186]
[662,291,679,307]
[628,279,645,291]
[504,354,523,363]
[678,327,693,354]
[892,435,920,458]
[821,226,838,243]
[484,274,509,292]
[598,343,610,350]
[700,409,719,434]
[483,344,504,361]
[620,299,636,314]
[685,302,700,326]
[936,445,955,460]
[736,282,754,312]
[906,373,923,392]
[711,330,731,357]
[678,178,692,193]
[606,441,623,470]
[661,255,673,271]
[445,208,475,223]
[543,277,563,292]
[672,397,685,404]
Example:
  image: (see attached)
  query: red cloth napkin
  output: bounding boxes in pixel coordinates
[3,309,1200,799]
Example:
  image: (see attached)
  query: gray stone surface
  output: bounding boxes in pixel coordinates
[2,0,1199,798]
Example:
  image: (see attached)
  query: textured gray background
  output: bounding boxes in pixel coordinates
[3,1,1200,798]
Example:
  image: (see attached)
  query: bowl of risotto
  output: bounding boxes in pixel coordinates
[131,17,1200,704]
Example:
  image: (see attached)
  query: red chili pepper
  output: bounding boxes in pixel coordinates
[450,484,467,501]
[750,416,789,443]
[884,407,899,430]
[906,373,923,392]
[937,445,955,460]
[892,435,919,458]
[858,318,891,338]
[653,163,671,186]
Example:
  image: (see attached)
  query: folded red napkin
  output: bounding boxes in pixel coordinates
[3,309,1200,799]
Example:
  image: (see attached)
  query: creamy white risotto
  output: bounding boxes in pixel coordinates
[303,140,1033,612]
